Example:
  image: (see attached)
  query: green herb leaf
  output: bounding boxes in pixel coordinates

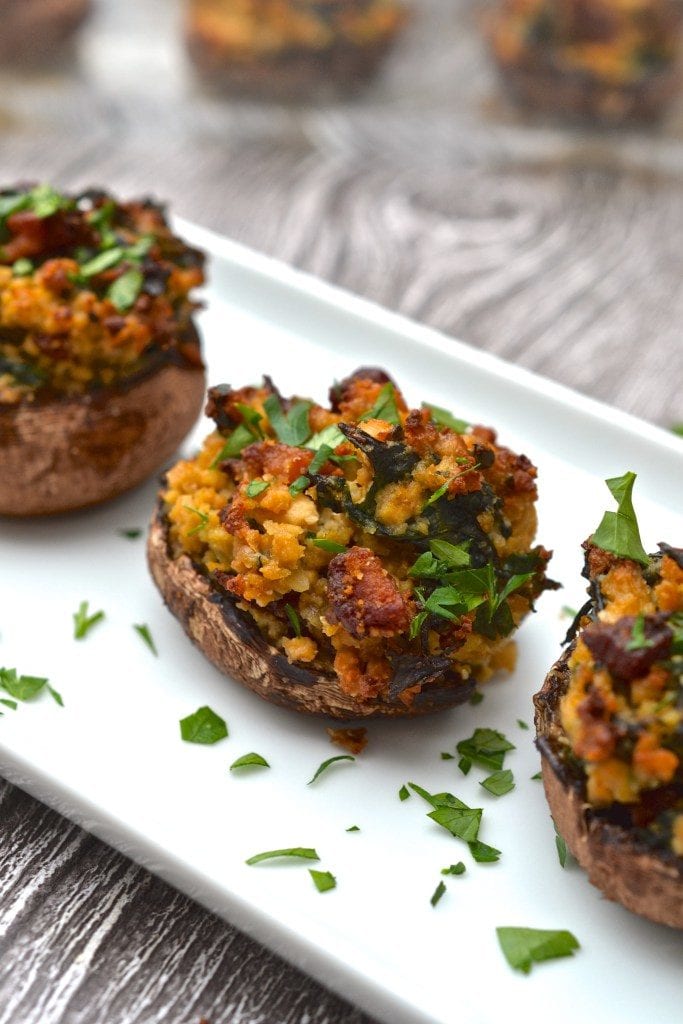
[441,862,466,876]
[108,268,143,312]
[458,757,472,775]
[79,246,124,277]
[561,605,578,619]
[118,527,142,539]
[0,668,48,701]
[469,691,484,706]
[180,705,228,744]
[246,847,319,866]
[359,382,400,425]
[308,444,333,475]
[456,728,515,772]
[346,825,360,832]
[309,869,337,892]
[73,600,105,640]
[429,539,471,568]
[424,479,450,508]
[47,684,64,707]
[440,752,455,761]
[11,258,34,277]
[264,394,312,447]
[285,604,302,637]
[246,479,270,499]
[517,719,529,730]
[496,927,580,974]
[30,184,69,219]
[211,423,254,465]
[531,771,542,781]
[308,755,355,785]
[469,839,502,863]
[0,192,30,225]
[399,784,410,801]
[590,471,648,566]
[0,698,17,710]
[235,403,264,438]
[307,423,346,451]
[311,538,347,554]
[430,880,447,907]
[422,403,469,433]
[553,821,571,868]
[185,505,209,536]
[289,476,310,496]
[230,752,270,771]
[428,804,482,843]
[133,623,157,656]
[626,614,654,651]
[480,769,515,797]
[672,424,683,437]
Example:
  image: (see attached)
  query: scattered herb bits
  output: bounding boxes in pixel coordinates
[399,784,410,801]
[133,623,158,656]
[429,803,482,843]
[180,706,228,745]
[590,471,648,566]
[554,823,570,868]
[246,847,319,866]
[118,528,142,540]
[440,752,455,761]
[480,769,515,797]
[496,927,580,974]
[308,755,355,785]
[73,601,105,640]
[469,840,502,864]
[345,825,360,833]
[456,728,515,772]
[441,862,466,876]
[517,719,529,731]
[230,753,270,771]
[430,880,447,907]
[309,869,337,893]
[0,668,49,702]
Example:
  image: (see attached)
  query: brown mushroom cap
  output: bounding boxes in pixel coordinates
[0,340,205,517]
[534,650,683,929]
[147,504,476,720]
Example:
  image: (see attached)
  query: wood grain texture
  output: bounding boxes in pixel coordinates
[0,0,681,1021]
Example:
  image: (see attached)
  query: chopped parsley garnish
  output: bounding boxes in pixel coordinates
[79,246,125,278]
[422,403,469,433]
[30,184,71,219]
[359,382,400,425]
[211,423,254,464]
[469,839,501,863]
[246,847,319,866]
[0,698,17,710]
[308,445,333,475]
[118,527,142,539]
[561,605,578,619]
[47,685,64,707]
[180,705,228,744]
[441,862,466,876]
[626,614,654,651]
[458,757,472,775]
[496,927,580,974]
[430,880,447,907]
[399,784,410,801]
[311,538,347,554]
[246,479,270,499]
[264,394,312,447]
[284,604,302,637]
[307,423,346,451]
[531,771,542,781]
[517,719,529,730]
[346,825,360,832]
[73,601,105,640]
[590,471,648,566]
[309,869,337,893]
[423,479,451,508]
[308,755,355,785]
[429,803,482,843]
[456,728,515,772]
[440,752,455,761]
[230,752,270,771]
[469,691,484,706]
[0,668,57,704]
[554,822,570,868]
[108,267,144,312]
[672,424,683,437]
[12,258,33,276]
[289,476,310,496]
[480,769,515,797]
[185,505,209,536]
[133,623,157,656]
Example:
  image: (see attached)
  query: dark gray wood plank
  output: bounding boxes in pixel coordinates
[0,0,681,1021]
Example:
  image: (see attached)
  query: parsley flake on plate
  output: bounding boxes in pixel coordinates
[73,600,105,640]
[246,847,319,866]
[441,862,466,876]
[309,869,337,893]
[496,927,580,974]
[456,728,515,772]
[469,839,501,863]
[399,784,411,801]
[230,753,270,771]
[118,527,142,540]
[0,668,49,702]
[345,825,360,833]
[307,755,355,785]
[133,623,158,656]
[180,706,228,744]
[590,471,648,566]
[246,479,270,499]
[430,880,447,907]
[480,769,515,797]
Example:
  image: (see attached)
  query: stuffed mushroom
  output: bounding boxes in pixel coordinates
[149,368,555,719]
[0,185,206,516]
[535,473,682,927]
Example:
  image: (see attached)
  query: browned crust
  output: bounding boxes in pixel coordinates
[492,60,681,125]
[185,28,403,100]
[534,650,683,928]
[0,0,92,63]
[147,504,476,720]
[0,347,205,517]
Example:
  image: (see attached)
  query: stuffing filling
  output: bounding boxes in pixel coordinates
[163,369,555,708]
[187,0,407,56]
[561,542,683,856]
[491,0,681,87]
[0,185,204,404]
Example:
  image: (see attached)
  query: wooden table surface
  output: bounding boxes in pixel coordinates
[0,1,681,1022]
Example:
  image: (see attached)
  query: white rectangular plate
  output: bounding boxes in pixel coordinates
[1,220,681,1024]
